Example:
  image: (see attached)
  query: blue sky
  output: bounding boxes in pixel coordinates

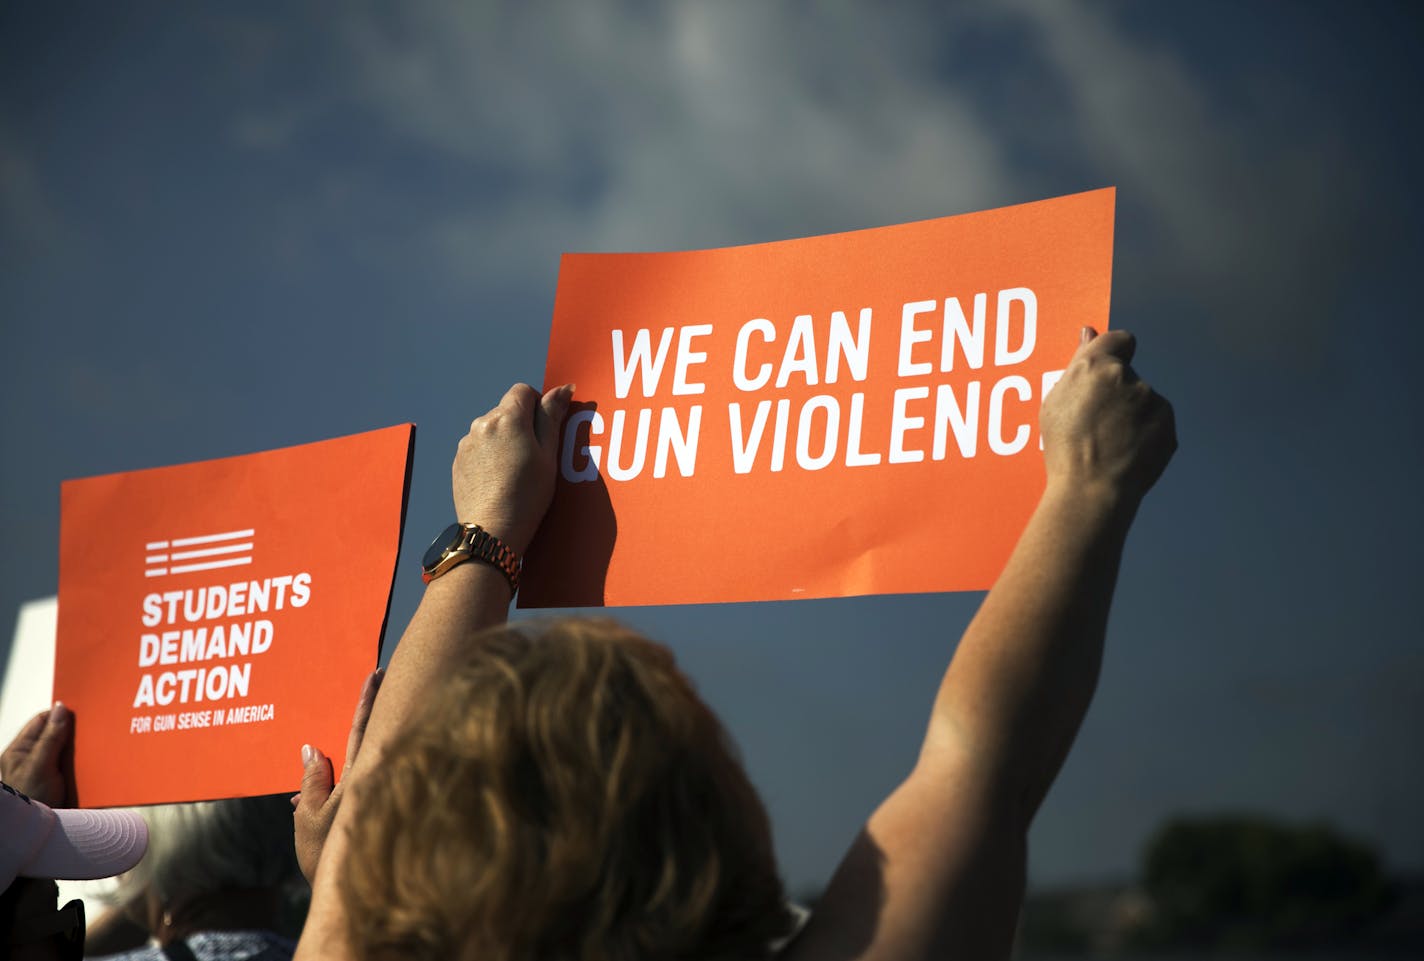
[2,1,1421,892]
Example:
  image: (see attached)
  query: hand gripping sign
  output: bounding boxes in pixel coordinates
[56,425,414,807]
[521,189,1115,608]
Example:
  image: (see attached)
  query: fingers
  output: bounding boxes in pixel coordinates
[300,743,334,809]
[30,701,73,774]
[1081,328,1136,365]
[1154,390,1180,453]
[57,717,77,808]
[475,382,574,458]
[5,709,50,758]
[493,382,574,453]
[0,709,49,783]
[1068,325,1100,363]
[467,384,540,436]
[498,383,541,422]
[535,384,575,456]
[341,668,384,780]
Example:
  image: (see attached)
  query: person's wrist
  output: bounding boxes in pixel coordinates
[458,519,527,557]
[1043,473,1140,527]
[435,521,521,595]
[454,499,544,556]
[424,555,514,604]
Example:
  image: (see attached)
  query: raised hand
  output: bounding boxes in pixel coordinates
[1,702,76,807]
[293,668,383,885]
[1040,327,1177,508]
[452,383,575,555]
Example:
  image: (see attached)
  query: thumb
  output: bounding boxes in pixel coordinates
[534,384,575,459]
[1076,326,1137,366]
[1070,325,1098,359]
[299,744,334,808]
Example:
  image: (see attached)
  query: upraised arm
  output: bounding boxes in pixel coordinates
[789,328,1176,961]
[295,381,572,959]
[348,382,573,774]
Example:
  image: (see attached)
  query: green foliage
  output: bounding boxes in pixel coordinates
[1018,896,1094,953]
[1137,813,1392,950]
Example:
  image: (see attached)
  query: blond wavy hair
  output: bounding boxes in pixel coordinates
[341,618,793,960]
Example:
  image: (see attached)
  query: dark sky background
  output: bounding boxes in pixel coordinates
[2,2,1421,893]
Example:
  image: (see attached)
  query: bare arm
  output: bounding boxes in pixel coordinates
[295,382,572,959]
[352,382,573,776]
[789,328,1176,961]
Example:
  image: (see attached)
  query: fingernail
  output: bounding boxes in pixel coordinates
[372,668,386,689]
[51,701,71,724]
[301,744,313,766]
[1081,327,1094,344]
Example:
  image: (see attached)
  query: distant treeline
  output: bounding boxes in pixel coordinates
[1017,814,1415,956]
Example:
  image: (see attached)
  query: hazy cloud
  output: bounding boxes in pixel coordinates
[1003,0,1369,362]
[210,1,1375,366]
[230,3,1018,289]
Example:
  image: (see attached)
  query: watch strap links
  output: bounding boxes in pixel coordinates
[460,524,521,596]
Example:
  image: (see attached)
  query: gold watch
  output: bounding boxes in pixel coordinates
[420,522,520,595]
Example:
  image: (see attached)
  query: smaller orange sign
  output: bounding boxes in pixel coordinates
[522,189,1114,608]
[56,425,414,808]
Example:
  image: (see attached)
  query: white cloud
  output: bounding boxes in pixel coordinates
[274,2,1019,285]
[1002,0,1364,359]
[226,1,1368,359]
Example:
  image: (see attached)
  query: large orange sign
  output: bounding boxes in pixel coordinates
[521,189,1114,607]
[56,425,414,808]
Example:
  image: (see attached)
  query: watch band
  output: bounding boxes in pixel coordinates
[422,523,521,595]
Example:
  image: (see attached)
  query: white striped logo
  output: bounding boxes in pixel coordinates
[144,529,255,578]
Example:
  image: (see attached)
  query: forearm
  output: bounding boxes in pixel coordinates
[352,562,512,776]
[923,478,1136,824]
[351,382,568,769]
[797,331,1172,961]
[296,383,569,961]
[296,562,511,960]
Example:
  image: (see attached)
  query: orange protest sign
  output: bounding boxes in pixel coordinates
[56,425,414,808]
[521,189,1114,608]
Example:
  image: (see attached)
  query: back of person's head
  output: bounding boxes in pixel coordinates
[342,618,793,961]
[125,793,298,913]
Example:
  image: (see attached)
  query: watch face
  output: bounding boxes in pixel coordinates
[422,523,466,571]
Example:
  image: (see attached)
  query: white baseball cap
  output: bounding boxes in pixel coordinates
[0,781,148,887]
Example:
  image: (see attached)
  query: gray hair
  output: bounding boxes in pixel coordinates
[124,794,298,907]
